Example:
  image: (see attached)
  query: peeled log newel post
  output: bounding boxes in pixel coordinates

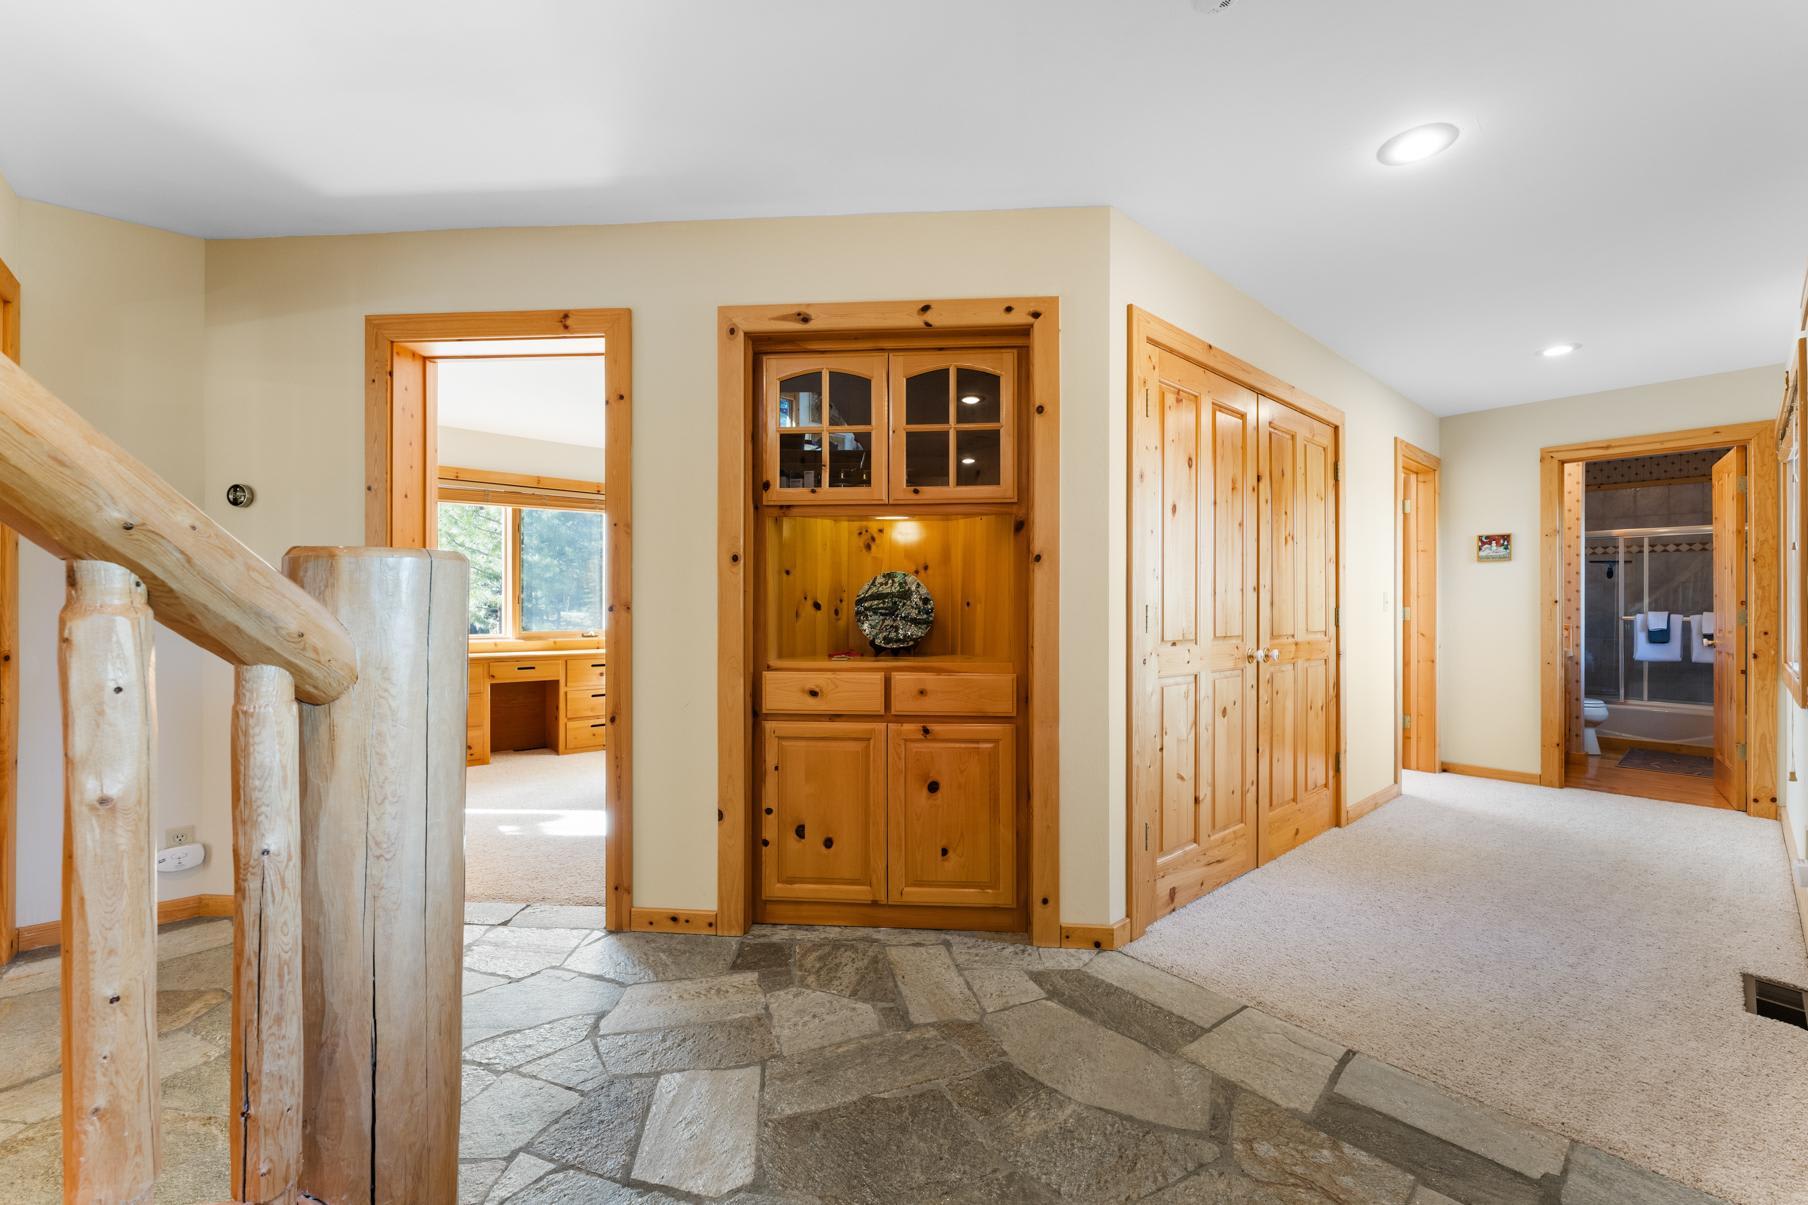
[283,548,467,1204]
[59,560,159,1204]
[231,664,303,1205]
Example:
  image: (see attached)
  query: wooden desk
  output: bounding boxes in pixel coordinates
[466,649,607,766]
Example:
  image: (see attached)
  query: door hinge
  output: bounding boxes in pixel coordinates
[1143,821,1150,851]
[1737,742,1747,761]
[1738,475,1748,494]
[1401,605,1412,622]
[1334,751,1342,775]
[1738,607,1748,627]
[1144,604,1150,634]
[1144,385,1152,418]
[1333,461,1341,482]
[1402,714,1412,730]
[1334,605,1341,627]
[1402,497,1412,514]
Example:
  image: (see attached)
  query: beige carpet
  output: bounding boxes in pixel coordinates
[1125,770,1808,1205]
[465,749,606,905]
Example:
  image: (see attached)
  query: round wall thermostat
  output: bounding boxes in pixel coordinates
[225,483,256,508]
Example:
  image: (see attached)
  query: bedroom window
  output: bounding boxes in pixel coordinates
[436,472,606,641]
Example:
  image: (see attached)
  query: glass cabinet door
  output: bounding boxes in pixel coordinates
[888,350,1017,502]
[761,352,888,504]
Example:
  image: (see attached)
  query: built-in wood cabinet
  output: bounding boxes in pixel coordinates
[761,721,887,903]
[750,333,1033,933]
[466,650,607,764]
[760,350,1017,505]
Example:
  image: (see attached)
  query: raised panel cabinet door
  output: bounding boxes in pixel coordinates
[1256,397,1339,863]
[888,349,1017,503]
[760,721,887,902]
[760,352,889,504]
[886,722,1015,907]
[1711,448,1746,808]
[1131,348,1259,927]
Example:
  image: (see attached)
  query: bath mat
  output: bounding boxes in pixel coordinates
[1618,746,1714,778]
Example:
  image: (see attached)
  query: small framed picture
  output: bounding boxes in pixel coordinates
[1476,533,1512,562]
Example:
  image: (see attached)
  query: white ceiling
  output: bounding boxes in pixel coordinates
[436,357,606,448]
[1,0,1803,415]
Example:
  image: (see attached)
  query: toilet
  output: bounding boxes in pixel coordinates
[1582,698,1609,755]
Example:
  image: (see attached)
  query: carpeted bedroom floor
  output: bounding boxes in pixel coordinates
[1125,769,1808,1205]
[465,749,606,905]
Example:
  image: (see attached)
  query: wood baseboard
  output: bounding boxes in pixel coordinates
[15,892,233,954]
[1346,782,1401,824]
[1059,919,1130,951]
[1779,811,1808,955]
[628,907,719,935]
[1439,761,1541,786]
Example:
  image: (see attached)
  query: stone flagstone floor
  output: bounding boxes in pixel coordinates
[0,907,1730,1203]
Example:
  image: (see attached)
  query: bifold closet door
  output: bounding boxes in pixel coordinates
[1130,349,1259,926]
[1256,397,1339,862]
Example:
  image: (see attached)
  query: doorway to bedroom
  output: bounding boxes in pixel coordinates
[366,309,633,929]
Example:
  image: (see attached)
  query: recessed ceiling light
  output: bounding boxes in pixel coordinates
[1540,343,1581,358]
[960,394,983,406]
[960,457,977,465]
[1376,122,1460,167]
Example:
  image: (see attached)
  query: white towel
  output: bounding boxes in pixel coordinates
[1647,610,1670,638]
[1691,612,1717,663]
[1634,612,1683,662]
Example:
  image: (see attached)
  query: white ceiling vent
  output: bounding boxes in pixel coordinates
[1191,0,1238,12]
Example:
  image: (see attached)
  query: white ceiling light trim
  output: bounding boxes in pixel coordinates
[1540,343,1582,358]
[1376,122,1460,167]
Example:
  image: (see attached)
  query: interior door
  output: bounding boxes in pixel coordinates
[1130,348,1259,927]
[1711,448,1746,808]
[1258,397,1340,861]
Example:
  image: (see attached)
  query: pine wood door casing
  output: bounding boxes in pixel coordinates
[1712,448,1747,807]
[0,253,17,967]
[1131,347,1258,927]
[1257,398,1340,862]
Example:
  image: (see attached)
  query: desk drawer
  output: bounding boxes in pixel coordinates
[762,671,885,715]
[567,657,607,688]
[565,718,608,751]
[890,672,1016,717]
[566,687,608,719]
[488,659,563,683]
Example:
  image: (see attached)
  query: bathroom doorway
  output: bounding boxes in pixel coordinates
[1539,423,1779,816]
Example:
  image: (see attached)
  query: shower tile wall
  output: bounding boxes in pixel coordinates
[1586,481,1713,528]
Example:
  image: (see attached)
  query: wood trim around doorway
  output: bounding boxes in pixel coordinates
[366,308,634,931]
[716,297,1062,946]
[1537,419,1779,817]
[1396,439,1440,777]
[1125,306,1347,942]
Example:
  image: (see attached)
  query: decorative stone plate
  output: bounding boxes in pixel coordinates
[854,571,935,653]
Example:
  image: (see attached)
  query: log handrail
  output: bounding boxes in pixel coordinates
[0,356,355,703]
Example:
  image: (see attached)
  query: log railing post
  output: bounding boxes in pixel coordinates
[283,548,467,1203]
[59,560,159,1204]
[230,665,302,1205]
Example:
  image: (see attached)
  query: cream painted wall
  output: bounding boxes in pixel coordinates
[1105,212,1442,915]
[438,427,604,482]
[0,192,216,926]
[202,207,1115,917]
[1437,366,1781,778]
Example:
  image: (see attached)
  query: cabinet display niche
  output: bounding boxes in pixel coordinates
[752,341,1030,931]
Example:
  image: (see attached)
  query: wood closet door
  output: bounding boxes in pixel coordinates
[1130,349,1259,926]
[1711,448,1746,808]
[1257,397,1339,862]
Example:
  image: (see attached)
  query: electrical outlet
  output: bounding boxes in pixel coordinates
[164,826,196,849]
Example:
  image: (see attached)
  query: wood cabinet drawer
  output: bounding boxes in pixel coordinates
[762,671,885,715]
[566,687,608,719]
[567,657,607,688]
[890,672,1015,716]
[488,659,563,683]
[565,718,608,751]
